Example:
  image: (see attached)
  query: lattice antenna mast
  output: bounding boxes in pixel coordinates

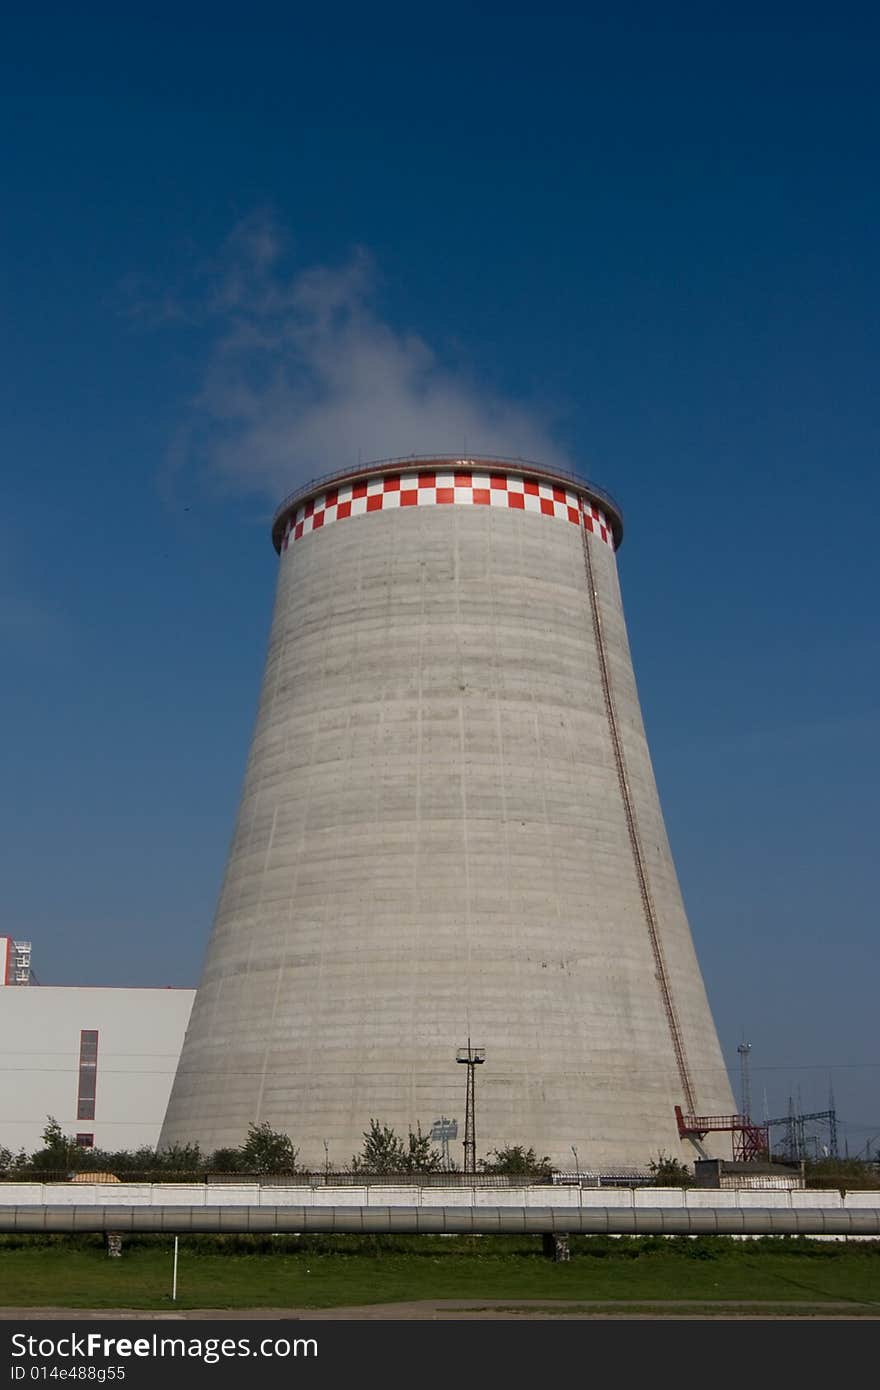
[737,1041,752,1121]
[456,1039,485,1175]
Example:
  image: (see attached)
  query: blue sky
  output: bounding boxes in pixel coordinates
[2,7,878,1151]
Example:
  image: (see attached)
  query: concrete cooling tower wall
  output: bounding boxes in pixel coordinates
[160,457,735,1170]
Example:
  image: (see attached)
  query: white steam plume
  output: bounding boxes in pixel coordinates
[178,215,569,499]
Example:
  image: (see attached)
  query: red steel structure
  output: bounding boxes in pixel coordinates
[675,1106,769,1162]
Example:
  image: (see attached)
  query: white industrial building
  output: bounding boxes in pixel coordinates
[0,959,194,1156]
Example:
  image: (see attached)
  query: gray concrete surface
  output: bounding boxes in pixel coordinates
[6,1182,877,1212]
[160,460,735,1169]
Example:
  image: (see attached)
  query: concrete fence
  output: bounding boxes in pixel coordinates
[1,1183,878,1237]
[1,1182,877,1210]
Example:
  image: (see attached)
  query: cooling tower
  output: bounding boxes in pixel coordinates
[160,457,735,1170]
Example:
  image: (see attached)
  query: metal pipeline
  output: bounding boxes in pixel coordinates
[1,1206,878,1236]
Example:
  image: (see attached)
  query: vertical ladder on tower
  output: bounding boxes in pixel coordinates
[579,507,697,1116]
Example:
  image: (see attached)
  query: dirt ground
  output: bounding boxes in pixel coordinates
[1,1299,878,1319]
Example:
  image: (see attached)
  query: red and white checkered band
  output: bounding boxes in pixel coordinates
[281,470,614,551]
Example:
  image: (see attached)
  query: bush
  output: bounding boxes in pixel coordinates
[208,1148,245,1173]
[350,1120,444,1174]
[648,1151,693,1186]
[154,1142,205,1172]
[479,1145,553,1178]
[238,1123,300,1174]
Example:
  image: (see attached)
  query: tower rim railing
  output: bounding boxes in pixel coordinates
[270,454,624,553]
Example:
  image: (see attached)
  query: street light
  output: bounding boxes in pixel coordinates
[456,1040,486,1175]
[571,1145,580,1183]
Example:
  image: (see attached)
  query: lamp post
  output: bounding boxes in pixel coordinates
[571,1144,580,1184]
[456,1039,486,1175]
